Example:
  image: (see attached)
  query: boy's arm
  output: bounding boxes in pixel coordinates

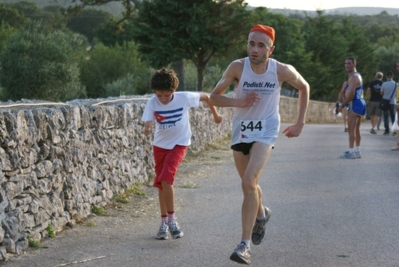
[143,121,153,136]
[199,93,222,124]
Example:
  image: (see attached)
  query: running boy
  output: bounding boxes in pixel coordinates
[142,67,222,240]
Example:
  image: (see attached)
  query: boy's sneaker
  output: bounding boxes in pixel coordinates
[340,151,356,159]
[168,220,183,239]
[230,242,251,265]
[155,222,169,240]
[252,206,271,245]
[354,151,361,159]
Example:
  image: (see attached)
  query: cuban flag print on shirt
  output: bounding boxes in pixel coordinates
[141,92,200,149]
[154,107,183,128]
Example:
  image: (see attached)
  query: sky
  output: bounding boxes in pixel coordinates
[246,0,399,11]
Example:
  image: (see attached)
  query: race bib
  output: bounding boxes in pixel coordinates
[240,120,266,141]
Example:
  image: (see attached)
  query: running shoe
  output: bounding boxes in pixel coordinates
[155,222,169,240]
[230,242,251,265]
[252,206,271,245]
[168,220,183,239]
[340,151,356,159]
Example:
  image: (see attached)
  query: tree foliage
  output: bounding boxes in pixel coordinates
[1,2,399,101]
[63,0,141,26]
[0,21,87,102]
[79,41,152,98]
[4,2,67,33]
[132,0,251,91]
[66,9,112,42]
[302,11,350,100]
[0,3,27,29]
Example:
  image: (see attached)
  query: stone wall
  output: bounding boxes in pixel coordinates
[0,94,338,261]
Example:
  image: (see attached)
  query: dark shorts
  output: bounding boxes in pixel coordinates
[231,142,274,155]
[231,142,255,155]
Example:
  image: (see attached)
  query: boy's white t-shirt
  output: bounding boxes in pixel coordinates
[141,92,200,149]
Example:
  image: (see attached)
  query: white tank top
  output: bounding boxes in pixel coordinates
[231,57,281,146]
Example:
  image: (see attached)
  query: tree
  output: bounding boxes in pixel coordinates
[338,18,376,86]
[63,0,142,26]
[132,0,251,91]
[5,2,67,33]
[373,44,399,75]
[79,41,152,98]
[302,11,349,100]
[249,7,314,94]
[96,18,136,47]
[0,3,27,29]
[0,21,87,102]
[0,24,16,54]
[66,9,112,43]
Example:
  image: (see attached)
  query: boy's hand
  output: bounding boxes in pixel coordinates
[144,127,152,136]
[213,114,222,124]
[143,121,153,136]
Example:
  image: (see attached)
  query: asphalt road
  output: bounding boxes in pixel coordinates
[4,123,399,267]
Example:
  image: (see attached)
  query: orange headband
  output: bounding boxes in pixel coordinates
[250,24,275,43]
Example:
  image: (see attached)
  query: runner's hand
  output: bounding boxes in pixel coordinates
[283,123,304,138]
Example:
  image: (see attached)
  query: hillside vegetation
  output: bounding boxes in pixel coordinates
[4,0,399,17]
[1,0,399,102]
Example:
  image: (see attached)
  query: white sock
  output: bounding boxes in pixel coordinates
[241,239,250,249]
[355,146,360,152]
[256,207,266,221]
[348,148,354,153]
[168,212,175,223]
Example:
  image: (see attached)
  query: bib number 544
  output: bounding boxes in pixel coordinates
[241,120,263,132]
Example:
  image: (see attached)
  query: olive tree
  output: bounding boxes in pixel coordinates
[0,21,87,102]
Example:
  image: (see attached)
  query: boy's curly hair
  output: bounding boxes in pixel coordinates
[150,68,179,92]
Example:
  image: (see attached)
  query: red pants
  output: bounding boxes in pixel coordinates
[153,145,187,190]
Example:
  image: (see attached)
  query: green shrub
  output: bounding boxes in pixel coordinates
[92,205,108,216]
[80,41,153,98]
[28,236,42,248]
[46,224,55,238]
[0,21,87,102]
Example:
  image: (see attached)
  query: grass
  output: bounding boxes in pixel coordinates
[86,220,96,227]
[112,183,147,204]
[28,237,42,248]
[46,224,55,238]
[92,205,108,216]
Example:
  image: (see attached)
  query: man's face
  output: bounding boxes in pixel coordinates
[247,32,275,65]
[345,59,355,73]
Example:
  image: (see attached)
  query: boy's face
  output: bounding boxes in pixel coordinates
[155,90,174,105]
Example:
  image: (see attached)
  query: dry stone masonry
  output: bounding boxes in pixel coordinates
[0,94,339,261]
